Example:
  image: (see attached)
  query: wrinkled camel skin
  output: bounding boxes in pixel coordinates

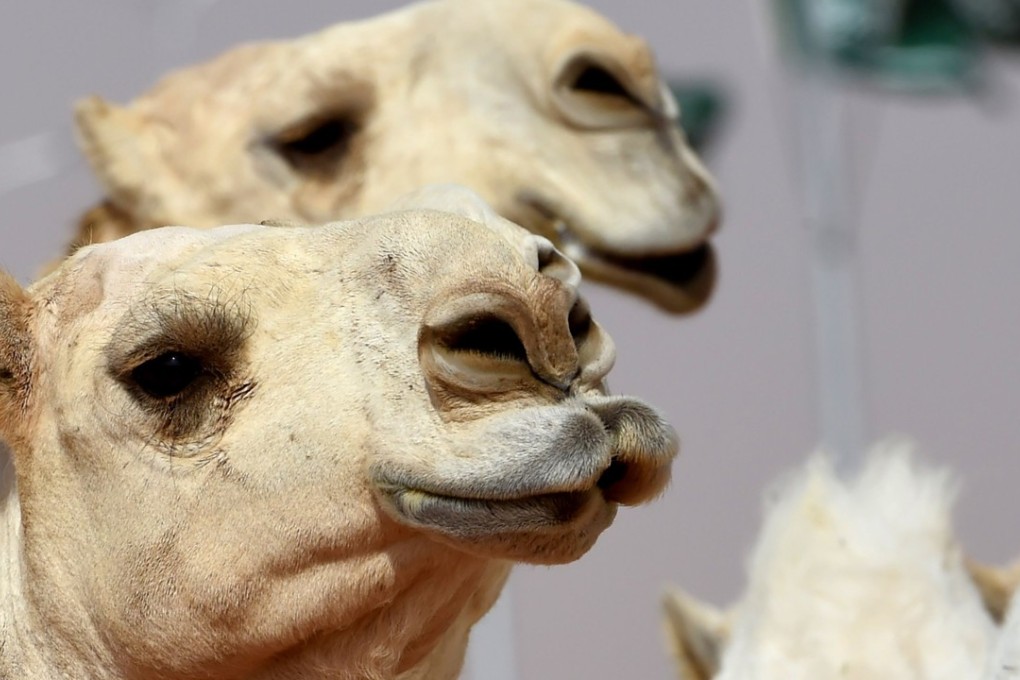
[0,187,679,679]
[71,0,720,313]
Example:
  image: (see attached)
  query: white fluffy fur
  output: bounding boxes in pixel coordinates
[718,443,995,679]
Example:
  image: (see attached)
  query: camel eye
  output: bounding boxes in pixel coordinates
[131,352,204,399]
[275,117,357,167]
[570,65,632,100]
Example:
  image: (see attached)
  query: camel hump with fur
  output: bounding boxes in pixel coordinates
[68,0,720,312]
[664,442,1002,680]
[1,186,679,679]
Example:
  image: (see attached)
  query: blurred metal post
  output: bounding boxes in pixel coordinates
[791,66,870,465]
[0,132,74,199]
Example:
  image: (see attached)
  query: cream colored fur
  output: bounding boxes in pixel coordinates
[986,591,1020,679]
[71,0,720,312]
[664,443,1003,680]
[0,186,678,679]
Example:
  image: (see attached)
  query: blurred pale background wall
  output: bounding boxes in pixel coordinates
[1,2,1018,678]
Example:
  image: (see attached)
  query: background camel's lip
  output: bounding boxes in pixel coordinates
[512,194,717,311]
[563,237,715,288]
[564,238,719,314]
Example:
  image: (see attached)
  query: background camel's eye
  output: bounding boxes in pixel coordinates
[276,117,357,167]
[571,65,633,100]
[131,352,204,399]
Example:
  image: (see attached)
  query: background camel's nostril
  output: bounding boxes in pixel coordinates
[570,63,638,103]
[437,314,528,363]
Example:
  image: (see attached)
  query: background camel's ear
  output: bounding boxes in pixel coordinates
[0,272,34,442]
[74,96,174,219]
[662,586,730,680]
[967,557,1020,623]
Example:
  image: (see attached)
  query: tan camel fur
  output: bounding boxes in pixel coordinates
[663,443,1011,680]
[0,186,679,679]
[71,0,720,313]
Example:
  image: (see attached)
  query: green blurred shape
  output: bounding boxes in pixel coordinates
[773,0,985,92]
[667,82,728,154]
[947,0,1020,40]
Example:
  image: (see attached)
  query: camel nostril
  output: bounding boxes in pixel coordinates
[597,458,629,491]
[568,298,592,342]
[437,315,528,363]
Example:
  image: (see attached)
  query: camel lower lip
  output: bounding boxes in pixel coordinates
[378,484,606,536]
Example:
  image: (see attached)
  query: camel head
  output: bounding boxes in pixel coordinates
[0,187,678,679]
[72,0,720,313]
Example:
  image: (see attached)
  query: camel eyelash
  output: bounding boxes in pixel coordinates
[107,293,255,425]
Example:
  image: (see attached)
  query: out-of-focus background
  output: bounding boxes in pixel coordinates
[1,1,1018,678]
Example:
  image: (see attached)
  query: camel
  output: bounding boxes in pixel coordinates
[662,442,1018,680]
[70,0,720,313]
[0,186,679,679]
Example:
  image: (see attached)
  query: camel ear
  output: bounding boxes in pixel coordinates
[662,586,730,680]
[0,272,34,444]
[967,557,1020,623]
[74,96,175,222]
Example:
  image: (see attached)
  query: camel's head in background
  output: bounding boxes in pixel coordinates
[73,0,720,313]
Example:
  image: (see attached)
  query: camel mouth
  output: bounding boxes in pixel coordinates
[374,481,618,563]
[378,485,605,532]
[514,197,717,314]
[370,397,675,561]
[371,457,639,560]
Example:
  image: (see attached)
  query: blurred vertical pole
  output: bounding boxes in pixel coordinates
[791,66,870,466]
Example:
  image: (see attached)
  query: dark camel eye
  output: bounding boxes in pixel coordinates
[276,117,357,166]
[570,65,633,100]
[131,352,204,399]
